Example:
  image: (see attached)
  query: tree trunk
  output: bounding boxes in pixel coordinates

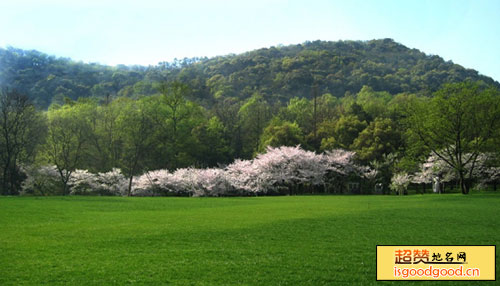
[63,181,69,196]
[9,165,19,195]
[458,171,469,194]
[128,176,133,196]
[2,169,7,195]
[2,161,10,195]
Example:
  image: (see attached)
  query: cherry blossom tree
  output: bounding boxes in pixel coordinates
[412,152,495,193]
[390,172,411,195]
[188,168,232,197]
[225,159,263,195]
[21,165,60,195]
[68,169,96,195]
[95,168,128,195]
[132,167,232,197]
[479,167,500,191]
[131,169,172,196]
[250,146,327,194]
[69,168,128,195]
[322,149,364,193]
[471,153,500,191]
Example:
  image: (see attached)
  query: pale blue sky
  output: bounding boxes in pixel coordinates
[1,0,499,82]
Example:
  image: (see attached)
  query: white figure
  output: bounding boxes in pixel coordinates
[433,177,441,194]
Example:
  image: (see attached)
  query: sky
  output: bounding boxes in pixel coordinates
[1,0,499,82]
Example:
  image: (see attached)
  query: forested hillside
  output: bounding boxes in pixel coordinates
[1,39,500,196]
[1,39,498,108]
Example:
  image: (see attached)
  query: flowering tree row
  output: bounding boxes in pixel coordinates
[22,147,500,196]
[22,146,372,196]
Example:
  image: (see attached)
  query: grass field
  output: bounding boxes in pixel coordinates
[0,194,499,285]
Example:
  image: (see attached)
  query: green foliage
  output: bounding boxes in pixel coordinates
[165,39,499,104]
[351,117,402,162]
[153,82,206,169]
[355,86,392,119]
[0,47,149,107]
[192,116,231,167]
[114,97,159,194]
[2,39,499,109]
[238,93,272,158]
[86,98,124,172]
[259,118,304,151]
[315,93,340,123]
[0,90,46,194]
[281,97,313,133]
[405,81,500,194]
[319,114,367,151]
[44,100,96,194]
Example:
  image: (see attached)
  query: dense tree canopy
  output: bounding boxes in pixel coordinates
[2,39,498,109]
[1,39,500,196]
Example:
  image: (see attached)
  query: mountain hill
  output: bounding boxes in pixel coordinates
[1,39,498,108]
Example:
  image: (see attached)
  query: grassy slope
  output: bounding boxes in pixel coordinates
[0,194,498,285]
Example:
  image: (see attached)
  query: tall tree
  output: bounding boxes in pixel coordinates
[116,98,157,195]
[213,97,243,158]
[406,82,500,194]
[44,101,93,195]
[153,82,204,169]
[192,116,231,167]
[0,90,45,194]
[238,93,272,158]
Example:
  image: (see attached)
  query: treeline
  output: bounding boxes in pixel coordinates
[1,39,498,109]
[1,80,500,196]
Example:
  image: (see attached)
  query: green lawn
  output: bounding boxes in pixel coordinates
[0,194,498,285]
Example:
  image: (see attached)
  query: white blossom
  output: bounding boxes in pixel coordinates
[96,168,128,195]
[22,146,373,196]
[21,165,61,195]
[390,172,411,195]
[69,168,128,195]
[68,169,97,195]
